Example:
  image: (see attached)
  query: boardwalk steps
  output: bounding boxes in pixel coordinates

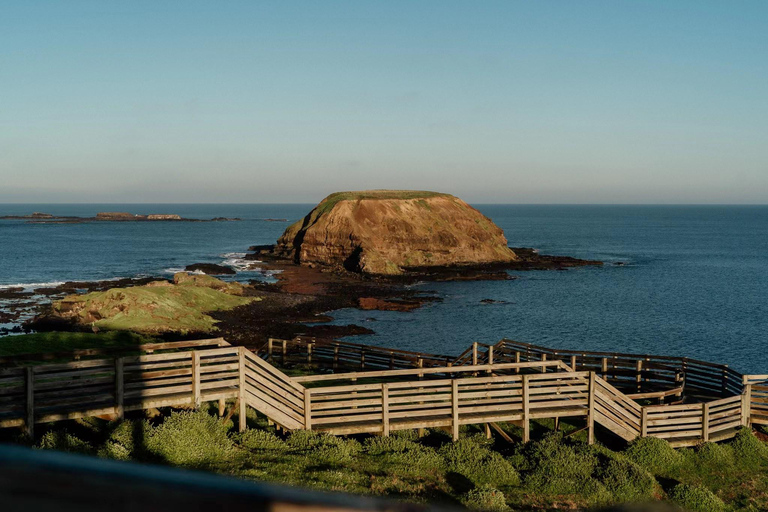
[0,337,764,447]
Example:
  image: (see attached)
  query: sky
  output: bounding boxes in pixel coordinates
[0,1,766,204]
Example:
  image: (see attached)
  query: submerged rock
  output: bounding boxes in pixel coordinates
[185,263,237,275]
[274,190,518,275]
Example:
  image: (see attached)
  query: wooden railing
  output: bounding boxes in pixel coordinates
[0,338,230,366]
[592,375,642,442]
[242,350,305,431]
[301,361,588,440]
[0,337,764,448]
[263,337,456,372]
[497,339,744,399]
[0,345,242,437]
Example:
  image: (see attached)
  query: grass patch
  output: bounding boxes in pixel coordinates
[52,273,257,334]
[315,190,449,215]
[0,330,156,356]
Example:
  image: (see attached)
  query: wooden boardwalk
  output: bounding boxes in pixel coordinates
[1,336,766,447]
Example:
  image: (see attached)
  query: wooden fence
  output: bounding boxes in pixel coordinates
[1,337,766,448]
[0,344,242,437]
[496,339,745,400]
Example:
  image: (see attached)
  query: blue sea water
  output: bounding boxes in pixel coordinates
[1,204,767,373]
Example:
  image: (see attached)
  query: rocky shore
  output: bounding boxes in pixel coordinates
[6,191,604,343]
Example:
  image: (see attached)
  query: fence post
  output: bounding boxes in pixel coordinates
[267,338,273,362]
[333,345,339,370]
[702,403,709,442]
[115,357,124,420]
[721,365,729,398]
[282,339,287,366]
[451,379,460,441]
[636,360,643,392]
[541,353,547,373]
[570,355,577,371]
[382,383,390,437]
[192,351,201,408]
[587,372,595,445]
[601,357,608,380]
[25,367,34,439]
[238,347,246,432]
[641,407,648,437]
[307,342,312,366]
[472,342,478,366]
[361,349,365,369]
[742,377,752,427]
[304,388,312,431]
[522,375,530,443]
[488,346,494,376]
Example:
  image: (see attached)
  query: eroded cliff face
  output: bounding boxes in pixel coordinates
[275,191,518,275]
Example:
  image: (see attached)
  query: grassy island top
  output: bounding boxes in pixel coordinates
[315,190,452,215]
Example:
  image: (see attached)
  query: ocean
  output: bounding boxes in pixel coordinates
[1,204,766,373]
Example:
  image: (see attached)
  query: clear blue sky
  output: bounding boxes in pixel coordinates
[1,1,766,203]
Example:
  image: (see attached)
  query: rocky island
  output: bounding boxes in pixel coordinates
[270,190,519,275]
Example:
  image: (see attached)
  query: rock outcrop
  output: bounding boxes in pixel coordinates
[274,190,518,275]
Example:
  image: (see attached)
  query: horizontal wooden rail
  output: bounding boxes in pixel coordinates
[294,360,571,384]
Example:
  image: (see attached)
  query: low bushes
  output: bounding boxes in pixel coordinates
[143,410,238,469]
[625,436,683,475]
[37,430,93,454]
[462,485,509,511]
[439,435,519,489]
[669,483,727,512]
[29,410,768,511]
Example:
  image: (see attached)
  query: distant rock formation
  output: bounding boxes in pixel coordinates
[274,190,518,275]
[96,212,137,220]
[148,214,182,220]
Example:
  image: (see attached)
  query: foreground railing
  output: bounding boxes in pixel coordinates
[0,344,241,437]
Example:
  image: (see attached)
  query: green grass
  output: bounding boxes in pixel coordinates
[0,331,156,356]
[52,276,257,334]
[315,190,450,216]
[20,411,768,511]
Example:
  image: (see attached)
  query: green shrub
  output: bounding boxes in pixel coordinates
[98,441,132,461]
[730,427,768,468]
[144,410,237,469]
[234,429,286,451]
[523,434,600,496]
[462,485,509,511]
[364,435,444,472]
[440,436,519,488]
[287,430,361,465]
[624,436,682,475]
[669,483,726,512]
[37,430,93,454]
[688,442,735,468]
[595,455,656,503]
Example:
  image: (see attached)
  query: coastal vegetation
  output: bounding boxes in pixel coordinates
[20,407,768,511]
[0,331,156,356]
[47,273,257,334]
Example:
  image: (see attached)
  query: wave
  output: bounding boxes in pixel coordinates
[163,268,205,275]
[0,281,66,290]
[220,252,262,272]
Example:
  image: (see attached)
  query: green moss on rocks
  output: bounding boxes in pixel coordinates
[51,273,257,334]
